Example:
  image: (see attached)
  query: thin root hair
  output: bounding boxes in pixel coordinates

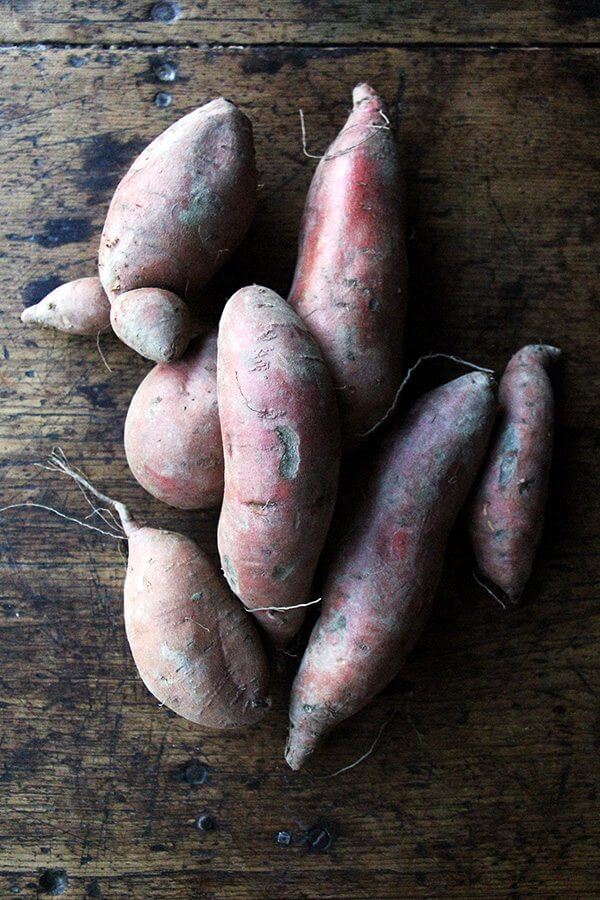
[356,353,496,439]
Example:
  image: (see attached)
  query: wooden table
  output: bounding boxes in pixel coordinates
[1,3,598,897]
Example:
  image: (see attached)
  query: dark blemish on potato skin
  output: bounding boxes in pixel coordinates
[276,425,300,479]
[498,425,520,487]
[518,477,536,494]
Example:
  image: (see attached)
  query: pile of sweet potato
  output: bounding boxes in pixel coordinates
[21,86,560,770]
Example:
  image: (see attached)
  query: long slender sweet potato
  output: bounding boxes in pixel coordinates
[125,330,223,509]
[285,371,496,769]
[98,98,257,360]
[289,83,408,444]
[217,285,341,645]
[21,277,110,335]
[48,455,270,728]
[469,344,560,604]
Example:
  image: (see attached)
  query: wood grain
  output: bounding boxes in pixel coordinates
[0,1,599,45]
[0,44,598,898]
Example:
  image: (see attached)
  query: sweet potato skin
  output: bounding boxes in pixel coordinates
[124,331,223,509]
[285,371,496,769]
[124,526,271,728]
[20,277,110,335]
[469,344,560,604]
[289,83,408,444]
[110,288,191,363]
[98,99,257,301]
[217,285,341,645]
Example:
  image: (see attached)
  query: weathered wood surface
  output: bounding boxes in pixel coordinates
[0,41,598,899]
[1,1,600,45]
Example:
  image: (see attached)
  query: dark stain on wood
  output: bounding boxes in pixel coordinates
[7,217,94,248]
[22,275,64,308]
[554,0,600,25]
[78,133,147,201]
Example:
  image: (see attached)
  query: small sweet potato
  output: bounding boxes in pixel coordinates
[286,371,496,769]
[20,277,110,335]
[469,344,560,604]
[125,330,223,509]
[289,83,408,444]
[110,288,192,363]
[217,285,341,645]
[99,98,257,302]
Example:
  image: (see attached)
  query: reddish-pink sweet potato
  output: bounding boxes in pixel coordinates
[217,285,341,645]
[110,288,192,363]
[124,330,223,509]
[20,277,110,335]
[99,98,256,302]
[289,83,408,444]
[285,371,496,769]
[469,344,560,604]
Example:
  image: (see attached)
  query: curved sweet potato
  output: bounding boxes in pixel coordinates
[286,371,496,769]
[469,344,560,604]
[110,288,191,363]
[125,330,223,509]
[124,526,271,728]
[217,285,341,645]
[44,454,271,729]
[98,98,257,302]
[289,83,408,445]
[21,277,110,335]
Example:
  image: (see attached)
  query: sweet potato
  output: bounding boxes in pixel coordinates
[125,330,223,509]
[469,344,560,604]
[124,527,270,727]
[48,455,270,728]
[289,83,408,444]
[285,371,496,769]
[110,288,192,363]
[217,285,341,645]
[20,277,110,335]
[98,98,256,361]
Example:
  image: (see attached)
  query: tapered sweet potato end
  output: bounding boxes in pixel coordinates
[510,344,562,371]
[110,288,191,362]
[21,277,111,335]
[352,82,380,107]
[285,725,319,771]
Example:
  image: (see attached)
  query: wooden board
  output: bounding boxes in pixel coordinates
[0,40,599,900]
[1,1,600,45]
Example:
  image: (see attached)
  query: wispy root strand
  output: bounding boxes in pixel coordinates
[308,710,398,779]
[356,353,495,439]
